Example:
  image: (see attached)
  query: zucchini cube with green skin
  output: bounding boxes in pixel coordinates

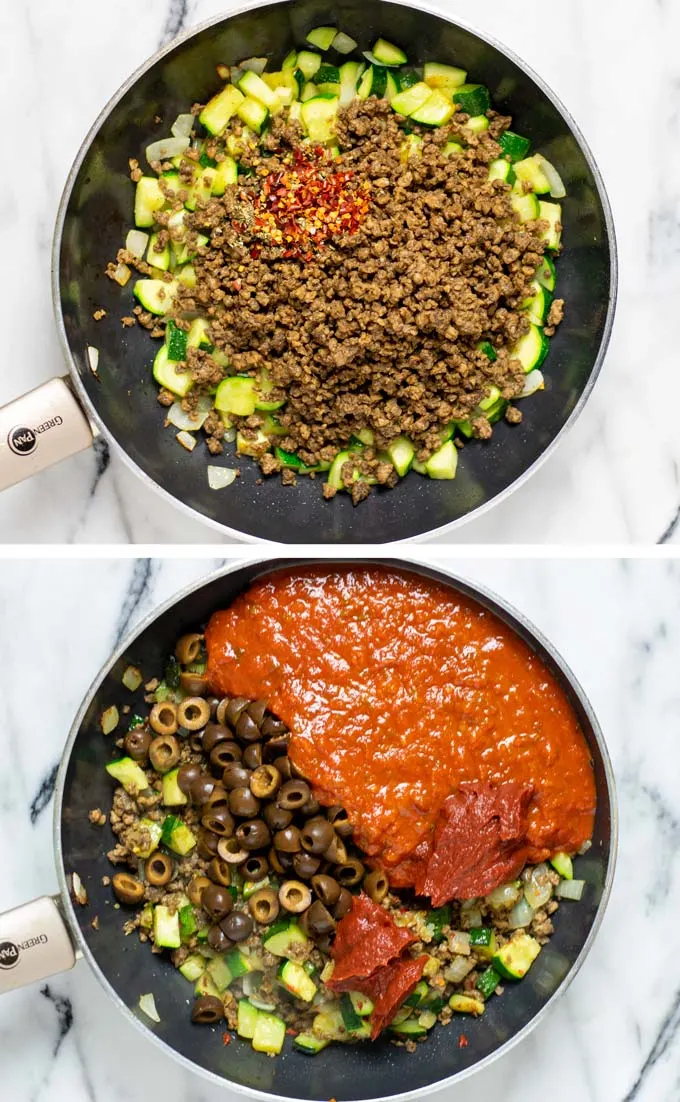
[513,155,551,195]
[296,50,322,80]
[536,255,557,292]
[423,61,467,94]
[162,768,187,807]
[550,852,573,879]
[237,70,283,113]
[306,26,337,50]
[498,130,531,162]
[134,177,166,227]
[252,1012,286,1054]
[488,159,516,186]
[105,757,149,796]
[476,965,501,997]
[133,278,178,316]
[453,83,491,116]
[468,927,497,960]
[153,904,181,949]
[449,993,485,1015]
[387,436,415,477]
[236,96,270,134]
[195,972,220,998]
[390,82,432,117]
[464,114,489,135]
[410,90,454,127]
[146,232,171,271]
[522,281,553,326]
[425,439,458,480]
[199,84,245,135]
[511,324,550,374]
[349,991,374,1016]
[153,346,193,398]
[279,961,318,1002]
[178,953,205,982]
[211,156,238,196]
[262,919,309,959]
[237,999,259,1039]
[294,1032,329,1054]
[206,956,233,993]
[226,949,254,977]
[178,904,197,941]
[254,368,285,411]
[165,821,197,856]
[443,140,463,157]
[492,933,541,979]
[389,1017,428,1038]
[371,38,408,65]
[538,201,562,251]
[301,95,339,143]
[214,376,256,417]
[511,192,540,224]
[129,818,163,858]
[165,320,188,362]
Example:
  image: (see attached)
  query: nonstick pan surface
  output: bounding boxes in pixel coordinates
[55,0,616,543]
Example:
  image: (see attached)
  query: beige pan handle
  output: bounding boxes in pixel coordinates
[0,895,77,993]
[0,377,94,491]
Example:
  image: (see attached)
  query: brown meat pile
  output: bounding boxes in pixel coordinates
[167,100,558,497]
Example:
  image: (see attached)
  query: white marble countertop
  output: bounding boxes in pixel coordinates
[1,0,679,544]
[1,554,679,1100]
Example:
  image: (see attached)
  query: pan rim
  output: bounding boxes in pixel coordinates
[50,0,618,546]
[54,553,618,1101]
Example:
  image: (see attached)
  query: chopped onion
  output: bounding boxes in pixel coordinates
[145,135,190,165]
[557,879,585,901]
[125,229,149,258]
[240,56,268,74]
[72,872,88,906]
[249,996,277,1012]
[176,430,197,452]
[122,665,143,691]
[87,346,99,375]
[485,881,521,911]
[171,113,195,139]
[242,972,261,997]
[332,31,358,53]
[223,426,236,443]
[523,863,553,910]
[138,992,161,1023]
[166,396,213,432]
[458,902,482,928]
[521,369,544,397]
[536,154,566,199]
[578,839,592,856]
[112,262,131,287]
[443,956,475,984]
[508,896,535,929]
[447,930,470,955]
[208,465,238,490]
[100,704,119,734]
[362,49,399,67]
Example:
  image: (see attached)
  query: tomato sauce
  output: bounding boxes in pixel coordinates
[206,567,595,886]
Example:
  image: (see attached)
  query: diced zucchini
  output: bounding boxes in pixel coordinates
[255,368,285,411]
[313,1004,370,1042]
[477,340,497,362]
[449,993,485,1015]
[522,280,553,326]
[423,61,467,95]
[179,953,205,982]
[279,961,318,1002]
[282,50,297,71]
[187,317,212,350]
[165,821,196,856]
[340,992,363,1032]
[162,767,188,807]
[510,192,540,223]
[498,130,531,162]
[300,82,318,103]
[296,50,322,80]
[263,920,309,959]
[306,26,337,51]
[105,757,149,796]
[464,114,490,135]
[237,70,282,112]
[153,345,193,397]
[252,1012,286,1054]
[133,278,178,316]
[214,375,256,416]
[390,81,432,117]
[371,38,407,65]
[356,65,387,99]
[236,429,269,457]
[349,991,374,1016]
[195,972,220,998]
[211,155,238,196]
[400,133,423,161]
[207,956,233,993]
[165,319,188,361]
[538,201,562,250]
[417,1010,438,1029]
[405,981,429,1007]
[294,1032,329,1054]
[153,904,181,949]
[469,927,498,960]
[236,96,269,134]
[511,323,550,373]
[300,95,339,143]
[410,90,454,127]
[387,435,415,476]
[185,166,217,210]
[550,852,573,880]
[327,450,359,490]
[453,84,491,116]
[389,1017,428,1038]
[514,155,551,195]
[488,159,516,186]
[339,60,364,106]
[492,933,541,980]
[178,904,197,940]
[476,965,501,998]
[199,84,245,135]
[397,69,421,91]
[443,140,463,157]
[237,999,259,1039]
[536,255,557,292]
[315,63,340,85]
[146,231,170,271]
[129,818,162,858]
[134,177,166,228]
[226,949,254,977]
[384,71,399,101]
[425,439,458,479]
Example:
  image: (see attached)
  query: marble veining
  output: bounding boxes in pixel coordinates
[1,556,680,1100]
[0,0,679,543]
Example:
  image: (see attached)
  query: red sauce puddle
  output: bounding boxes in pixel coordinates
[206,567,595,890]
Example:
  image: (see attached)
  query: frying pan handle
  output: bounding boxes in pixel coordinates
[0,895,77,994]
[0,377,94,491]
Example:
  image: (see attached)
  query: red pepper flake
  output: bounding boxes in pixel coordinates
[286,1027,297,1036]
[458,1034,468,1049]
[222,1032,232,1046]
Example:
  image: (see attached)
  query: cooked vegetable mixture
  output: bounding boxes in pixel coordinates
[108,26,565,504]
[98,626,586,1058]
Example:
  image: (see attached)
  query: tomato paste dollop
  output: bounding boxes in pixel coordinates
[206,567,595,898]
[328,893,417,986]
[339,954,429,1040]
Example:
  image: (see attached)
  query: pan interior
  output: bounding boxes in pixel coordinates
[59,559,613,1100]
[58,0,613,543]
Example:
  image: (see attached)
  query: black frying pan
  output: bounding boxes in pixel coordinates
[0,0,616,542]
[0,558,616,1099]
